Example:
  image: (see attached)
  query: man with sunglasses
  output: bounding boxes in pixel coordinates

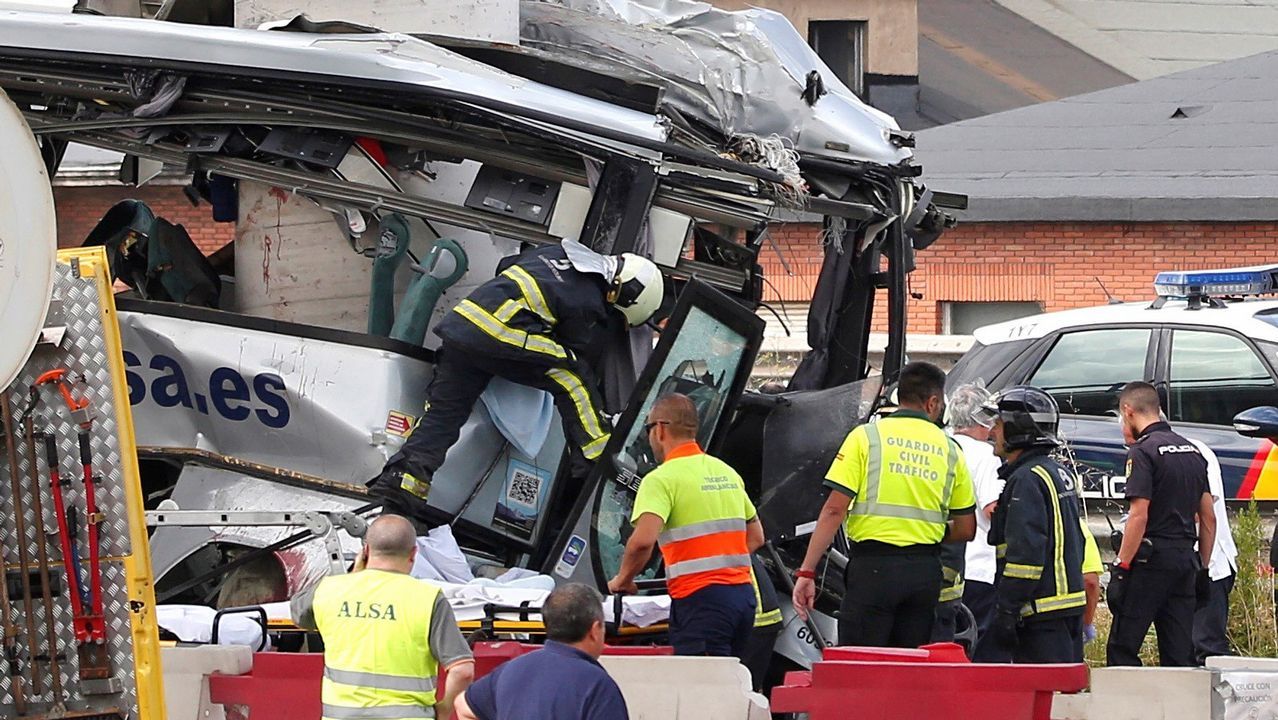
[608,393,765,658]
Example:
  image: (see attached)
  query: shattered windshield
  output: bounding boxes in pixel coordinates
[595,307,752,581]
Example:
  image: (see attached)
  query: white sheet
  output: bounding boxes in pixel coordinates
[432,581,671,627]
[158,604,271,650]
[264,578,672,628]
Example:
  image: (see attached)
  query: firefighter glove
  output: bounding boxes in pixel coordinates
[990,609,1020,650]
[1083,623,1097,644]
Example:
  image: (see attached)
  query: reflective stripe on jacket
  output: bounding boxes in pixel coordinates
[989,451,1087,620]
[825,412,977,547]
[939,558,965,604]
[314,571,440,720]
[435,245,610,365]
[633,443,756,599]
[750,555,782,628]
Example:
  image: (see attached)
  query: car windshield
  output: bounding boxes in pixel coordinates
[1256,309,1278,329]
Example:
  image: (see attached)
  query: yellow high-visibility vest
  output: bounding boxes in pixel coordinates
[827,412,977,546]
[313,570,440,720]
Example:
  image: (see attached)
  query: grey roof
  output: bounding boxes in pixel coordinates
[914,50,1278,221]
[914,0,1131,129]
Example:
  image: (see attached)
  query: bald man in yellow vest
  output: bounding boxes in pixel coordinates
[292,515,475,720]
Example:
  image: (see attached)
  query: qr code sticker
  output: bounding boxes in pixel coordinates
[506,468,542,507]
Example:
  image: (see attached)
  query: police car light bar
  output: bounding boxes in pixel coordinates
[1154,264,1278,299]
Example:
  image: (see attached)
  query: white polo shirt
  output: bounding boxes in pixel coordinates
[1188,438,1238,580]
[953,432,1004,585]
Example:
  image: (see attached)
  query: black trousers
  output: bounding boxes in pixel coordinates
[386,345,610,481]
[963,580,998,642]
[742,622,783,692]
[839,551,942,648]
[974,615,1082,663]
[1107,548,1198,667]
[1193,573,1235,664]
[932,599,958,643]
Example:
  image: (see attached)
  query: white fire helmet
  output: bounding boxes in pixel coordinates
[610,253,665,327]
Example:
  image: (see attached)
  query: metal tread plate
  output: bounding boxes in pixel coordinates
[0,261,139,718]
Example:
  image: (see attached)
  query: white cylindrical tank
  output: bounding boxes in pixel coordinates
[0,88,56,391]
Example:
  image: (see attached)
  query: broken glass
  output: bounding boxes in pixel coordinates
[595,306,752,581]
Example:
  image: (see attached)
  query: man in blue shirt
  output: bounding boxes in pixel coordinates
[456,583,629,720]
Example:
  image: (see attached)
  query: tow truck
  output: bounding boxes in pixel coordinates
[0,0,963,692]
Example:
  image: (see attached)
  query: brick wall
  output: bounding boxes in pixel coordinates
[52,185,235,254]
[761,221,1278,334]
[52,185,1278,337]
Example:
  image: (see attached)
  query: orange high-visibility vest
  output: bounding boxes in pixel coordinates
[631,443,755,598]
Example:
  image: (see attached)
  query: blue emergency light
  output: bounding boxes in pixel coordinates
[1154,264,1278,299]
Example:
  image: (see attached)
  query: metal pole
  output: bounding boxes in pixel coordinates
[2,391,39,691]
[881,182,909,382]
[22,417,64,705]
[762,541,830,650]
[0,391,29,714]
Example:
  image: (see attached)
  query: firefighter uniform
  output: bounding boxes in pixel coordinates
[308,570,473,720]
[632,442,757,657]
[742,554,783,691]
[977,449,1086,664]
[377,245,614,518]
[932,542,966,643]
[825,409,977,648]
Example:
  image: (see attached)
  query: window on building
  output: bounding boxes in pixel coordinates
[1168,330,1278,426]
[943,301,1043,335]
[1029,328,1152,417]
[808,20,867,98]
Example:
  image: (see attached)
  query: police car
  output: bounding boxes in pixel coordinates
[947,265,1278,501]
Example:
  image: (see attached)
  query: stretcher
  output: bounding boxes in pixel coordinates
[160,580,673,650]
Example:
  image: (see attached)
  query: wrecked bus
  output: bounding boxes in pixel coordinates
[0,0,960,674]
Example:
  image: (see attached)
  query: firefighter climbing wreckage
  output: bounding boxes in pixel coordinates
[0,0,962,685]
[371,242,665,530]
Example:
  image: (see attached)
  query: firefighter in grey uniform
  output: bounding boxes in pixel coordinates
[371,240,665,527]
[975,386,1087,663]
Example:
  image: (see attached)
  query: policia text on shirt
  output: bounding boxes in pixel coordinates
[1106,382,1216,667]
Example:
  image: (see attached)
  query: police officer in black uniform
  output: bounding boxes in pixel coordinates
[1107,381,1216,667]
[370,240,665,528]
[975,386,1087,663]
